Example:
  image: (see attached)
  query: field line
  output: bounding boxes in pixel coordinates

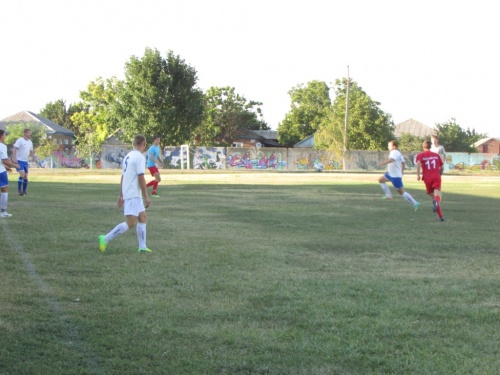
[1,220,107,375]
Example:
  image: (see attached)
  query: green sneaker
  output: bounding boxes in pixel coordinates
[152,193,160,198]
[99,235,107,252]
[381,196,393,201]
[414,202,421,212]
[138,247,153,253]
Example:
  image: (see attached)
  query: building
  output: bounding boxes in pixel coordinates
[394,118,434,138]
[0,111,75,147]
[473,138,500,154]
[231,129,281,147]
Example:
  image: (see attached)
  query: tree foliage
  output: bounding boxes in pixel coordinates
[39,99,79,133]
[397,133,427,152]
[278,81,331,147]
[197,86,269,146]
[70,77,122,157]
[315,79,394,153]
[5,123,45,147]
[115,48,204,145]
[434,118,488,152]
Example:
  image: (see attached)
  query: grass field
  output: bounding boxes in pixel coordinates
[1,170,499,375]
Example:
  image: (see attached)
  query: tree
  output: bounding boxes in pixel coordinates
[434,118,488,152]
[116,48,204,145]
[70,77,122,157]
[397,133,427,152]
[5,123,45,147]
[278,81,331,147]
[315,79,394,153]
[39,99,79,133]
[197,86,269,146]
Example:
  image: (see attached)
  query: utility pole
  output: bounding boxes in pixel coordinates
[343,66,350,171]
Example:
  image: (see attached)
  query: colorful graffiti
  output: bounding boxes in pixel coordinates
[193,147,226,169]
[163,146,189,169]
[226,149,286,170]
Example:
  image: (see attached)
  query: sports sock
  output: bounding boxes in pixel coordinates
[137,223,147,249]
[152,181,159,194]
[435,196,443,218]
[402,192,417,205]
[105,222,129,243]
[1,192,7,211]
[380,183,392,198]
[23,179,28,192]
[18,177,23,191]
[146,180,154,188]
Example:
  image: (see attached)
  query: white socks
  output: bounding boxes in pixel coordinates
[105,222,129,243]
[136,223,147,249]
[380,183,392,198]
[104,221,147,249]
[402,192,417,205]
[1,192,7,211]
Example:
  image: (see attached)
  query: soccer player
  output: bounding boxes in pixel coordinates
[378,140,420,211]
[0,130,20,217]
[99,135,152,253]
[12,128,37,196]
[146,135,162,197]
[430,134,446,172]
[416,140,445,221]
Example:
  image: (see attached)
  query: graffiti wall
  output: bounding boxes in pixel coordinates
[193,147,226,169]
[33,145,500,172]
[225,148,287,170]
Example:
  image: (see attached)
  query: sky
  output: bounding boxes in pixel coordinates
[1,0,499,137]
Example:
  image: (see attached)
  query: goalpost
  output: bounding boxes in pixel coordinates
[180,144,190,170]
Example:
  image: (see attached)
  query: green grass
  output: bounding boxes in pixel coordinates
[1,171,499,374]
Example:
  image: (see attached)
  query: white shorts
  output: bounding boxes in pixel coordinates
[123,197,145,216]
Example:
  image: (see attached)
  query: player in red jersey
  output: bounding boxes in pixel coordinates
[415,140,445,221]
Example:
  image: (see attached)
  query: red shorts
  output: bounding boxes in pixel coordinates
[148,166,159,176]
[423,176,441,194]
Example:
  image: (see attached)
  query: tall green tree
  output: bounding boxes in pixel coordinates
[116,48,204,145]
[278,80,331,147]
[315,79,394,153]
[197,86,269,146]
[434,118,488,152]
[70,77,122,157]
[39,99,79,133]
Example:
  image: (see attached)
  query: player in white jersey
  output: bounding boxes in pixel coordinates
[378,140,420,211]
[430,134,446,174]
[12,128,36,196]
[0,130,20,217]
[99,135,152,253]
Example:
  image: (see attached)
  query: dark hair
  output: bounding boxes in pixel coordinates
[0,130,5,138]
[133,134,146,147]
[153,135,161,141]
[389,140,398,148]
[422,140,431,149]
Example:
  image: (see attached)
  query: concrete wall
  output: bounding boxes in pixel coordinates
[35,145,500,172]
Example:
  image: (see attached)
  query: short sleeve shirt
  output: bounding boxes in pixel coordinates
[146,144,160,168]
[430,144,446,163]
[387,149,405,178]
[13,137,33,161]
[121,149,146,200]
[0,143,8,173]
[416,150,443,180]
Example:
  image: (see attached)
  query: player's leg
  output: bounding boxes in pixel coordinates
[136,210,151,252]
[378,174,393,199]
[396,184,420,210]
[151,171,161,196]
[0,177,12,217]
